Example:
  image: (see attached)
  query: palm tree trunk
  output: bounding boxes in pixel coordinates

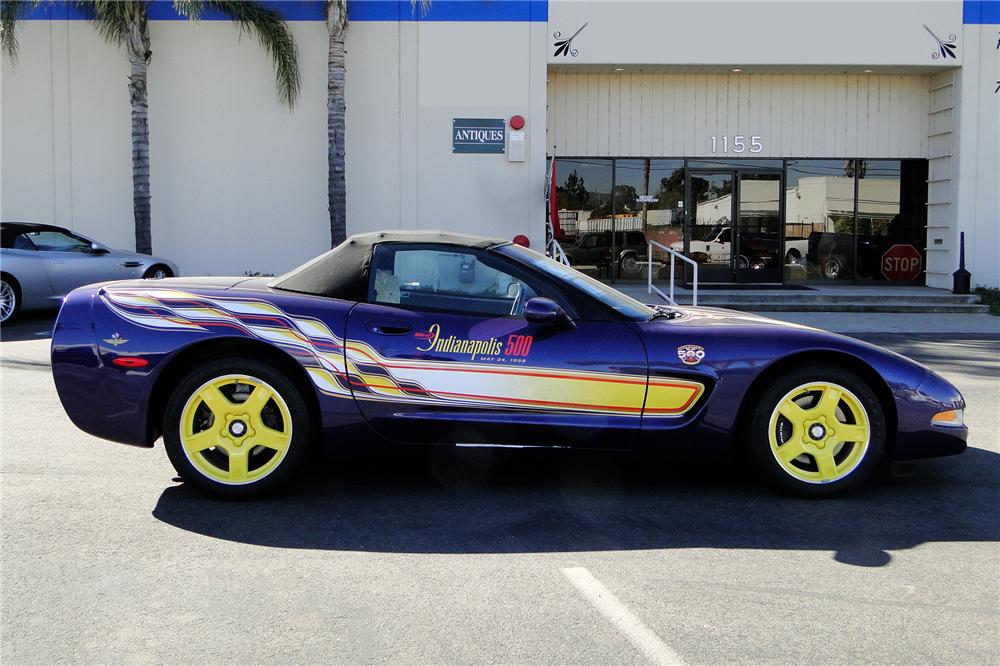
[327,2,347,248]
[125,6,152,255]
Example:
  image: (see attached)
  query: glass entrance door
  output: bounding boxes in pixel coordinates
[686,171,735,283]
[735,172,782,283]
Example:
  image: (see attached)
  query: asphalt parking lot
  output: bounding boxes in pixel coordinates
[2,311,998,665]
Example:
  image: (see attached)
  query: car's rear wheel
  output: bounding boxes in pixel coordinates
[162,357,311,498]
[144,265,173,280]
[1,275,20,324]
[747,364,884,497]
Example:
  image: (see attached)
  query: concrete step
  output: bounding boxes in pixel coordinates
[668,301,991,313]
[682,293,982,304]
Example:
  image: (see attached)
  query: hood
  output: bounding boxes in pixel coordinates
[101,276,248,291]
[651,305,821,333]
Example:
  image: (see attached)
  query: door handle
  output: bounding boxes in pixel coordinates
[366,320,412,335]
[122,261,142,268]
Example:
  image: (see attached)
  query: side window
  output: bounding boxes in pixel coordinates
[370,246,552,317]
[627,232,644,245]
[25,230,91,252]
[1,232,37,250]
[584,235,599,248]
[720,228,732,244]
[13,235,36,251]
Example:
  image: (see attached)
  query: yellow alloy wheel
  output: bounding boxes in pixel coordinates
[179,374,293,486]
[767,381,871,485]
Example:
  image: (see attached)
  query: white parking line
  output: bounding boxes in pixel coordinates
[561,566,685,666]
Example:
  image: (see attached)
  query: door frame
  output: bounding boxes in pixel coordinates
[734,170,785,284]
[683,167,785,286]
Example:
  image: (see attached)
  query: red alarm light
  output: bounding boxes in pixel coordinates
[509,115,525,130]
[512,234,530,247]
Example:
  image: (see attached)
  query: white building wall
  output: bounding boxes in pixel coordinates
[547,71,932,158]
[1,20,330,277]
[1,13,547,276]
[346,21,548,250]
[952,22,1000,289]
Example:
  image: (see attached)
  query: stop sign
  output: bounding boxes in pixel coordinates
[881,244,922,282]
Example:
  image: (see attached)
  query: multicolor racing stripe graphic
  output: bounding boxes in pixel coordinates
[100,289,704,417]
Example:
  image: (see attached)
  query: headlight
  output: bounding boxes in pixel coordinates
[931,409,965,427]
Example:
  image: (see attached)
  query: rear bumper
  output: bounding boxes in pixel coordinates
[51,288,154,447]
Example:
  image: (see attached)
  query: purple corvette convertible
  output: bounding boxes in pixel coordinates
[50,231,966,498]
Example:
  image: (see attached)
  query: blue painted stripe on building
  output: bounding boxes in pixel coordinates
[18,1,325,21]
[15,1,547,23]
[964,0,1000,23]
[348,1,547,22]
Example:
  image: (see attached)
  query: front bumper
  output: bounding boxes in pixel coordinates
[891,369,968,460]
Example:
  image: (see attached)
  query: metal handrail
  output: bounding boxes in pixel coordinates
[547,237,571,266]
[647,240,698,306]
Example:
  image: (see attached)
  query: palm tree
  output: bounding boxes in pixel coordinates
[1,1,300,255]
[324,0,428,247]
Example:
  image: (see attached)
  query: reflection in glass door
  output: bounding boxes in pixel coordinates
[736,172,782,283]
[685,172,734,283]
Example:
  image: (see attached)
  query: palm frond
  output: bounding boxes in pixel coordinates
[1,0,45,61]
[86,1,136,48]
[188,0,300,107]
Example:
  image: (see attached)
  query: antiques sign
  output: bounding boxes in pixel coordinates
[452,118,505,154]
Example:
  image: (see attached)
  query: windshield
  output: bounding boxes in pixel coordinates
[498,244,655,321]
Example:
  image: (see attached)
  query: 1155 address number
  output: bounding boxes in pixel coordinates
[710,135,763,154]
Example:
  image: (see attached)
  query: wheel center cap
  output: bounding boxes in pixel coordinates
[228,420,247,437]
[809,424,827,440]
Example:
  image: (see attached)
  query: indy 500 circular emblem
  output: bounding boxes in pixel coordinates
[677,344,706,366]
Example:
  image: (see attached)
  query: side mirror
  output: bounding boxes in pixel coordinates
[523,297,574,327]
[89,242,109,254]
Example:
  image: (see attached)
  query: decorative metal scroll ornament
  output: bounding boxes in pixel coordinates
[923,25,957,59]
[553,22,588,58]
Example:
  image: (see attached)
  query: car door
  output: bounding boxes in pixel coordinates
[344,243,650,446]
[26,229,123,295]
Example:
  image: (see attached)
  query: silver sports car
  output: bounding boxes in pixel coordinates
[1,222,179,323]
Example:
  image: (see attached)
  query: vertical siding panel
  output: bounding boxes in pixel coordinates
[846,74,859,157]
[834,75,847,157]
[822,75,834,156]
[597,73,609,156]
[608,73,620,157]
[546,71,931,161]
[684,74,706,155]
[867,75,879,157]
[674,74,685,156]
[653,72,664,156]
[631,72,644,155]
[775,75,787,156]
[619,74,632,156]
[693,75,706,157]
[586,72,601,155]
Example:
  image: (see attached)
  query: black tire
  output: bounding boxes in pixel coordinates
[821,256,844,280]
[1,274,21,324]
[143,265,173,279]
[785,249,802,266]
[162,356,312,498]
[746,364,885,498]
[619,252,642,276]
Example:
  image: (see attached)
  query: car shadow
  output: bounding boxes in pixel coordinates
[1,310,59,342]
[152,443,1000,567]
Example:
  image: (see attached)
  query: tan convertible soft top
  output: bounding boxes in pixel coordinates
[270,229,508,301]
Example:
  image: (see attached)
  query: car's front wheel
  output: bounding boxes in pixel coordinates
[1,275,20,324]
[144,265,173,279]
[162,357,311,498]
[747,364,885,497]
